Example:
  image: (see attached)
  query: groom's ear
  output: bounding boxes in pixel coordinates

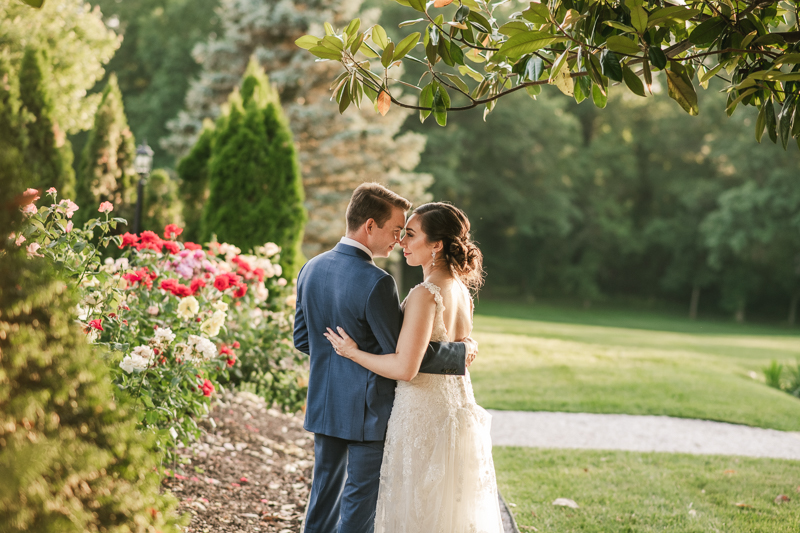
[364,218,376,234]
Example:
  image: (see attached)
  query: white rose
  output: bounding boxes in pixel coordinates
[188,335,217,361]
[119,356,136,374]
[132,345,154,364]
[147,305,159,316]
[254,283,269,303]
[200,310,226,337]
[153,327,176,344]
[212,301,228,312]
[177,296,199,319]
[263,243,281,257]
[273,264,282,277]
[277,277,287,287]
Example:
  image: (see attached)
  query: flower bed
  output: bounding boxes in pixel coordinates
[13,188,307,459]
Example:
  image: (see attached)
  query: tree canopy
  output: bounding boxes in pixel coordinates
[300,0,800,148]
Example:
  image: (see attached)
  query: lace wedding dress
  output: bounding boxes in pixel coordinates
[374,281,504,533]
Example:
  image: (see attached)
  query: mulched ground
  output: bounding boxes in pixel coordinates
[163,391,314,533]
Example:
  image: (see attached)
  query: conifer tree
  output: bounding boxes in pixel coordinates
[0,57,28,202]
[176,125,214,242]
[18,46,75,197]
[0,183,183,533]
[165,0,430,258]
[75,74,136,227]
[142,168,184,233]
[201,60,306,277]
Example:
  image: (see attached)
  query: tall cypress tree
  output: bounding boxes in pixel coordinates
[200,59,306,277]
[142,168,184,233]
[0,164,183,533]
[0,56,28,206]
[75,74,136,227]
[18,46,75,198]
[176,124,214,242]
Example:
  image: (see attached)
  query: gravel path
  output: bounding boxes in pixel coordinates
[490,410,800,460]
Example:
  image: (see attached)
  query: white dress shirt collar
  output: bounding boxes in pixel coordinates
[340,236,373,259]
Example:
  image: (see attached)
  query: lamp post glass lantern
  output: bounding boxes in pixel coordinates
[133,142,154,235]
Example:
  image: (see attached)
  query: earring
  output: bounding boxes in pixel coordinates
[431,250,436,266]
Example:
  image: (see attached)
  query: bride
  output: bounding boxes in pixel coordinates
[324,202,504,533]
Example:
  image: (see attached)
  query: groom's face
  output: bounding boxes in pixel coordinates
[366,207,406,258]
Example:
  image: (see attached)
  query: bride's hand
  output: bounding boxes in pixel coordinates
[324,327,358,359]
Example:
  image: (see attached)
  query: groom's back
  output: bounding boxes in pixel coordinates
[294,244,399,442]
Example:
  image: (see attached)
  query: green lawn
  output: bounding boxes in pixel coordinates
[470,301,800,431]
[494,447,800,533]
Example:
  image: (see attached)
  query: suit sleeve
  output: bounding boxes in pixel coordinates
[365,275,403,355]
[293,267,310,355]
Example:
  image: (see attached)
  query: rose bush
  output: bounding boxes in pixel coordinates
[12,188,307,460]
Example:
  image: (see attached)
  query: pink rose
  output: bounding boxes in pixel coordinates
[66,221,73,233]
[15,234,26,246]
[46,187,57,195]
[22,204,37,215]
[26,243,43,257]
[60,199,79,219]
[98,201,113,213]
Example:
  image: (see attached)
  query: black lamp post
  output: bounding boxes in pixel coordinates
[132,142,153,235]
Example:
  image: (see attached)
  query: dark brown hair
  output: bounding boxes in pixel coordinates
[346,182,412,232]
[414,202,484,291]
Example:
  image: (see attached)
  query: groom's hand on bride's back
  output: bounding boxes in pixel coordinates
[458,337,478,367]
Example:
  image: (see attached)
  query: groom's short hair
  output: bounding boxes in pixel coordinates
[346,182,412,231]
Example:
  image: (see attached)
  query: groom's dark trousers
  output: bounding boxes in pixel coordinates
[294,243,466,533]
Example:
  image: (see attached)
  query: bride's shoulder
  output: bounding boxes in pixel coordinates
[406,282,441,307]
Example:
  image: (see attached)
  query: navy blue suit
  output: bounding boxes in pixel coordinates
[294,243,466,533]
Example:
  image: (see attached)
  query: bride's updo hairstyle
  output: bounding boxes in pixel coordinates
[414,202,484,291]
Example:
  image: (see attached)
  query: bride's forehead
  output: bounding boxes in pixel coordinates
[404,214,421,230]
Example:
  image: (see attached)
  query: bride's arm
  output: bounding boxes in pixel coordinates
[324,288,436,381]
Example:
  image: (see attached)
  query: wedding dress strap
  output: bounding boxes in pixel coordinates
[416,281,444,307]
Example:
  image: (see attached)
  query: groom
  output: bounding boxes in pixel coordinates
[294,183,477,533]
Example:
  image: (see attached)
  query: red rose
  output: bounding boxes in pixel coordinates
[232,341,240,349]
[160,279,179,292]
[88,319,103,331]
[136,230,163,252]
[199,379,215,397]
[184,242,202,251]
[173,284,192,298]
[253,268,265,282]
[119,232,140,249]
[226,355,236,367]
[163,241,180,255]
[213,274,231,291]
[233,283,247,298]
[190,278,206,294]
[163,224,184,240]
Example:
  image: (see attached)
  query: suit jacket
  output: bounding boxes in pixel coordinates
[294,243,466,441]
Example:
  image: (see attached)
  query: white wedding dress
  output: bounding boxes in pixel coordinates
[374,281,504,533]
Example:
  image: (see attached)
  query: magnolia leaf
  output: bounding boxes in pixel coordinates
[458,64,484,82]
[606,35,641,56]
[338,80,352,113]
[408,0,427,12]
[20,0,45,7]
[601,50,623,82]
[381,43,396,68]
[647,6,700,27]
[324,22,335,36]
[321,36,344,52]
[765,99,778,143]
[522,2,551,24]
[648,47,667,70]
[433,86,449,126]
[295,35,321,50]
[549,49,570,82]
[622,64,645,96]
[689,17,726,46]
[666,69,699,115]
[372,25,389,49]
[346,19,362,38]
[562,9,582,28]
[394,32,421,60]
[376,90,391,116]
[443,73,470,94]
[499,21,530,36]
[499,31,564,58]
[525,84,542,99]
[741,30,759,49]
[725,87,757,115]
[399,18,426,28]
[591,82,607,108]
[359,43,380,58]
[433,0,454,6]
[455,5,470,23]
[699,63,723,84]
[526,56,544,81]
[552,68,574,97]
[755,101,767,143]
[630,6,648,34]
[309,46,342,61]
[778,95,796,149]
[603,21,636,33]
[419,83,434,122]
[466,47,486,63]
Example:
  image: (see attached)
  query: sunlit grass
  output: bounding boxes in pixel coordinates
[494,447,800,533]
[470,301,800,430]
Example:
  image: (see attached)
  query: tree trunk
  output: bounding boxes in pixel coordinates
[735,301,745,323]
[789,293,799,326]
[689,285,700,320]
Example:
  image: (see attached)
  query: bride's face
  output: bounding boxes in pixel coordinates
[400,214,440,268]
